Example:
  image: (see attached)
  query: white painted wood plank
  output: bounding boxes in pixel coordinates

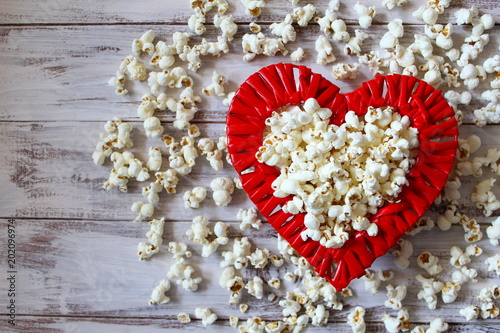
[6,316,500,333]
[1,121,499,221]
[0,219,499,326]
[0,24,498,122]
[0,0,499,25]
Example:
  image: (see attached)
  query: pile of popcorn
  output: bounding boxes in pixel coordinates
[258,101,419,248]
[93,0,500,332]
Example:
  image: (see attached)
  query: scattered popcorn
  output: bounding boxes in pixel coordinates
[120,56,147,81]
[380,19,404,49]
[229,316,239,327]
[178,312,191,323]
[347,306,366,333]
[168,260,202,292]
[315,35,336,65]
[203,71,227,97]
[417,252,443,275]
[221,237,252,269]
[293,4,317,27]
[474,89,500,126]
[354,2,376,29]
[382,308,410,333]
[471,178,500,217]
[459,305,480,321]
[240,303,248,313]
[168,242,192,261]
[210,177,234,206]
[486,217,500,246]
[131,201,154,222]
[290,47,305,62]
[441,282,461,304]
[241,0,266,17]
[477,285,500,303]
[451,266,478,284]
[149,279,171,305]
[245,276,264,299]
[138,217,165,260]
[242,32,288,62]
[267,277,281,289]
[146,147,162,172]
[183,187,207,209]
[331,63,361,80]
[485,254,500,275]
[219,266,245,304]
[385,284,407,310]
[237,207,262,230]
[426,318,449,333]
[214,14,238,41]
[392,239,413,269]
[416,275,444,310]
[363,269,393,295]
[308,304,329,327]
[382,0,407,10]
[449,245,482,267]
[270,14,296,43]
[344,30,368,56]
[480,302,500,319]
[248,247,270,268]
[195,307,218,326]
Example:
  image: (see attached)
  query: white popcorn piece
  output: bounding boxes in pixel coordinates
[183,187,207,209]
[426,318,449,333]
[137,217,165,260]
[380,19,404,49]
[416,274,444,310]
[449,245,482,267]
[474,89,500,126]
[214,14,238,41]
[385,284,407,310]
[308,304,329,327]
[477,285,500,302]
[267,277,281,290]
[382,0,407,10]
[292,4,317,27]
[382,308,410,333]
[392,239,413,269]
[219,267,245,305]
[188,7,206,35]
[131,201,154,222]
[315,35,336,65]
[409,34,434,59]
[452,266,478,284]
[241,0,266,17]
[237,207,262,230]
[168,242,192,261]
[407,216,435,235]
[471,178,500,217]
[155,169,179,194]
[331,63,361,80]
[132,30,155,55]
[249,22,261,33]
[290,47,305,62]
[413,4,441,25]
[146,147,162,172]
[210,177,234,206]
[248,248,270,269]
[245,276,264,299]
[168,260,202,292]
[221,237,252,270]
[459,305,480,321]
[178,312,191,323]
[441,282,461,304]
[240,317,266,332]
[229,316,239,327]
[202,221,229,258]
[195,307,217,326]
[344,30,368,56]
[417,251,443,275]
[108,70,128,95]
[143,117,164,138]
[120,56,147,81]
[454,6,479,25]
[331,19,350,42]
[241,32,288,62]
[354,2,376,29]
[485,254,500,275]
[203,71,227,97]
[347,306,366,333]
[480,302,500,319]
[486,217,500,246]
[270,14,296,43]
[186,215,210,245]
[363,269,393,295]
[149,279,171,305]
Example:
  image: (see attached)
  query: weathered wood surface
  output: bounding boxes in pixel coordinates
[1,121,499,222]
[0,24,498,122]
[0,219,498,324]
[1,0,500,331]
[0,0,499,25]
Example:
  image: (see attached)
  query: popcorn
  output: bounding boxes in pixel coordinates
[168,242,192,261]
[151,41,176,70]
[451,266,478,284]
[449,245,482,267]
[186,215,210,245]
[473,89,500,126]
[245,276,264,299]
[201,221,229,257]
[292,4,317,27]
[120,56,147,81]
[240,317,266,332]
[230,316,239,327]
[249,22,261,33]
[241,32,288,62]
[331,19,350,42]
[406,216,434,235]
[354,2,376,29]
[477,285,500,302]
[195,307,217,326]
[331,63,361,80]
[486,217,500,246]
[417,251,443,275]
[188,7,206,35]
[471,178,500,217]
[416,274,444,310]
[267,277,281,289]
[441,282,461,304]
[210,177,234,206]
[382,308,410,333]
[219,267,245,304]
[382,0,407,10]
[146,147,162,172]
[149,279,171,305]
[454,6,478,25]
[380,19,404,49]
[178,312,191,323]
[270,14,296,43]
[137,217,165,260]
[203,71,227,97]
[485,254,500,275]
[384,284,407,310]
[237,207,262,230]
[167,260,202,292]
[307,304,329,327]
[426,318,448,333]
[347,306,366,333]
[144,117,164,138]
[108,70,128,95]
[221,237,252,269]
[183,187,207,209]
[132,30,155,56]
[363,269,393,295]
[459,305,480,321]
[315,35,336,65]
[131,201,154,222]
[344,30,368,56]
[214,14,238,41]
[241,0,266,17]
[480,302,499,319]
[155,169,179,194]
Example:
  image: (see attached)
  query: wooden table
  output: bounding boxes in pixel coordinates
[1,0,499,332]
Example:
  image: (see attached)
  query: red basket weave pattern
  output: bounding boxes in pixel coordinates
[226,63,458,291]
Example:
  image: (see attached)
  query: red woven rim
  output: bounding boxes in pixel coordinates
[226,63,458,291]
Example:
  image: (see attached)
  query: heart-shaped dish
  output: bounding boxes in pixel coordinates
[227,64,458,291]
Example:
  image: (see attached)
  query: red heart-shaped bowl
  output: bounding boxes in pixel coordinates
[227,64,458,291]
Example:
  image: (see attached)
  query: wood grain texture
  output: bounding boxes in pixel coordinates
[1,121,499,221]
[0,0,499,25]
[0,24,499,122]
[0,219,498,325]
